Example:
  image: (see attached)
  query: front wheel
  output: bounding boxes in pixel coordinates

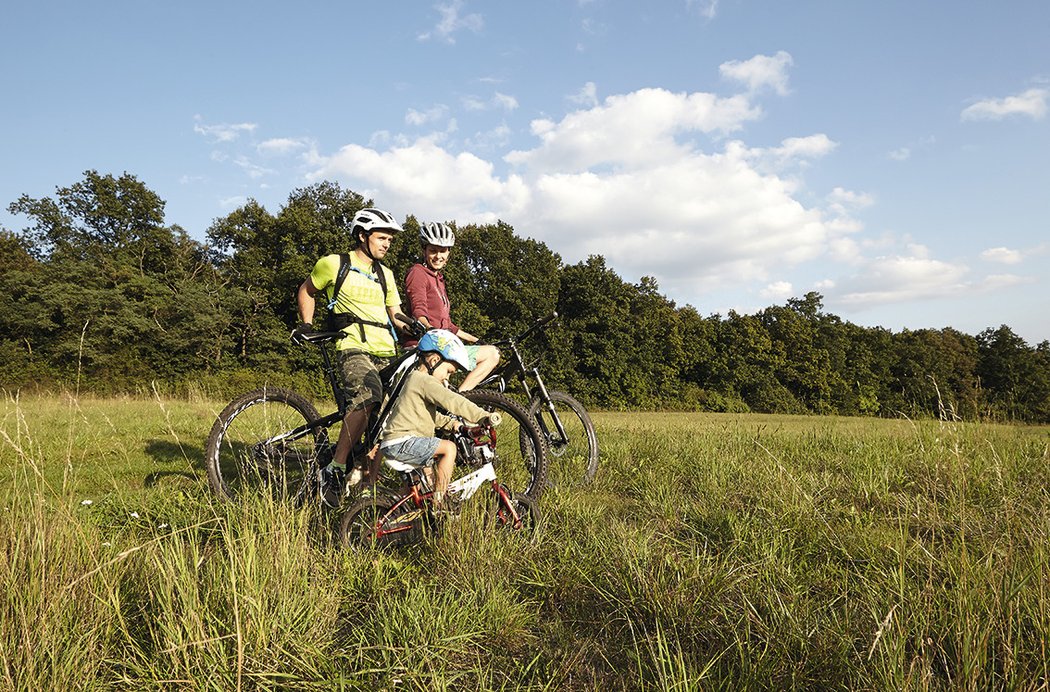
[489,489,541,540]
[338,492,427,550]
[205,387,325,503]
[529,391,599,489]
[462,389,548,500]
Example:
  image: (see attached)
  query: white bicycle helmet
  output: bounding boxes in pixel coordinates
[417,329,473,371]
[351,208,403,240]
[419,221,455,248]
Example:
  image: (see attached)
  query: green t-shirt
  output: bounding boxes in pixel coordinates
[310,253,401,356]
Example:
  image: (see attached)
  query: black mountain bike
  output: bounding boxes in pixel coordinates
[204,320,549,507]
[478,312,599,488]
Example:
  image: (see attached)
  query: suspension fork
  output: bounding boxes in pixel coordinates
[530,367,569,444]
[492,481,523,529]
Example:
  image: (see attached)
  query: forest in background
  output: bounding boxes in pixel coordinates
[2,170,1048,422]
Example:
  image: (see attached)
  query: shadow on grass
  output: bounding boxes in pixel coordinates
[146,439,204,467]
[144,440,208,491]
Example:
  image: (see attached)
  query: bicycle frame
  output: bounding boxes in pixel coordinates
[372,463,526,540]
[259,331,420,469]
[477,313,572,446]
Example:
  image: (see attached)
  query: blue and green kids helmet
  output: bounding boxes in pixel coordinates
[417,329,473,372]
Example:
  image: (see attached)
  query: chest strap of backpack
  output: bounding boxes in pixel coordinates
[327,254,396,342]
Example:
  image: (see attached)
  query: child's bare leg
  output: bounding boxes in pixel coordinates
[432,439,458,505]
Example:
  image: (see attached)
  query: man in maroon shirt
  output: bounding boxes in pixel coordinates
[403,222,500,391]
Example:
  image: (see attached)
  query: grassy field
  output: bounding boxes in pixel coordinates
[1,392,1049,690]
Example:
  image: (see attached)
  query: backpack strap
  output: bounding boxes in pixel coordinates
[325,254,395,342]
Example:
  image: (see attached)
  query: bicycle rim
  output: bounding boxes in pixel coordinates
[205,388,323,503]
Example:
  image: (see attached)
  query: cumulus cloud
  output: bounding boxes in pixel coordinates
[981,246,1023,264]
[719,51,793,95]
[834,254,971,306]
[760,281,794,300]
[418,0,483,43]
[961,88,1048,121]
[307,74,1027,313]
[306,81,857,295]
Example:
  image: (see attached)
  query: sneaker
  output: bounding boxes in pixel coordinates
[320,464,347,508]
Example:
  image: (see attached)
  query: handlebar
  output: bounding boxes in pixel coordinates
[292,312,427,346]
[492,311,558,347]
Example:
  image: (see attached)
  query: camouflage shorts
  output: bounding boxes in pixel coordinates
[335,350,391,412]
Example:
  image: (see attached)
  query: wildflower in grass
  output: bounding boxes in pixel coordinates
[81,499,93,506]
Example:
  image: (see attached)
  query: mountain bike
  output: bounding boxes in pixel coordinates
[204,319,549,506]
[339,422,540,550]
[477,312,599,488]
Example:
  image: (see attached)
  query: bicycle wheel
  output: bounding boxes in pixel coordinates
[338,492,427,550]
[462,389,548,500]
[528,391,599,488]
[489,489,541,539]
[205,387,325,503]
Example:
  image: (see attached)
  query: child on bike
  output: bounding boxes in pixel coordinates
[379,329,501,509]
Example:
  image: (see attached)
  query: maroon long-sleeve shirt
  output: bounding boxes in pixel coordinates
[403,263,459,347]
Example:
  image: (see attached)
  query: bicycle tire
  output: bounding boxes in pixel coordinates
[489,490,541,540]
[461,389,548,500]
[528,390,599,488]
[205,387,325,503]
[338,491,427,550]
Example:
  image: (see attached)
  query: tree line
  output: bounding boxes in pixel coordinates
[2,171,1048,422]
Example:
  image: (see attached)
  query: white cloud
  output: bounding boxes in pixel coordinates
[307,84,848,295]
[961,88,1048,122]
[193,118,257,143]
[464,123,513,151]
[257,138,310,156]
[418,0,483,44]
[834,254,971,307]
[307,138,530,222]
[719,51,793,96]
[568,82,599,108]
[888,147,911,161]
[687,0,719,20]
[233,157,274,180]
[981,246,1023,264]
[463,92,518,112]
[734,133,837,173]
[406,105,450,126]
[760,281,793,300]
[506,87,761,171]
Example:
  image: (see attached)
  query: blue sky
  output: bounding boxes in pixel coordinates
[4,1,1049,343]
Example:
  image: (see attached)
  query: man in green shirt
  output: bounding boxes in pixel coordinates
[294,207,413,507]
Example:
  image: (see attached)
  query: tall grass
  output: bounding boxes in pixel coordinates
[1,395,1048,689]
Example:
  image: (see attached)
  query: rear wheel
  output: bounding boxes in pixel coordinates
[462,389,548,500]
[529,391,599,489]
[205,387,325,502]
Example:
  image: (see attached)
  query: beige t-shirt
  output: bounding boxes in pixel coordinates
[381,370,490,441]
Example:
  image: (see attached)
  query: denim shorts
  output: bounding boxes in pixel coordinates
[380,436,441,467]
